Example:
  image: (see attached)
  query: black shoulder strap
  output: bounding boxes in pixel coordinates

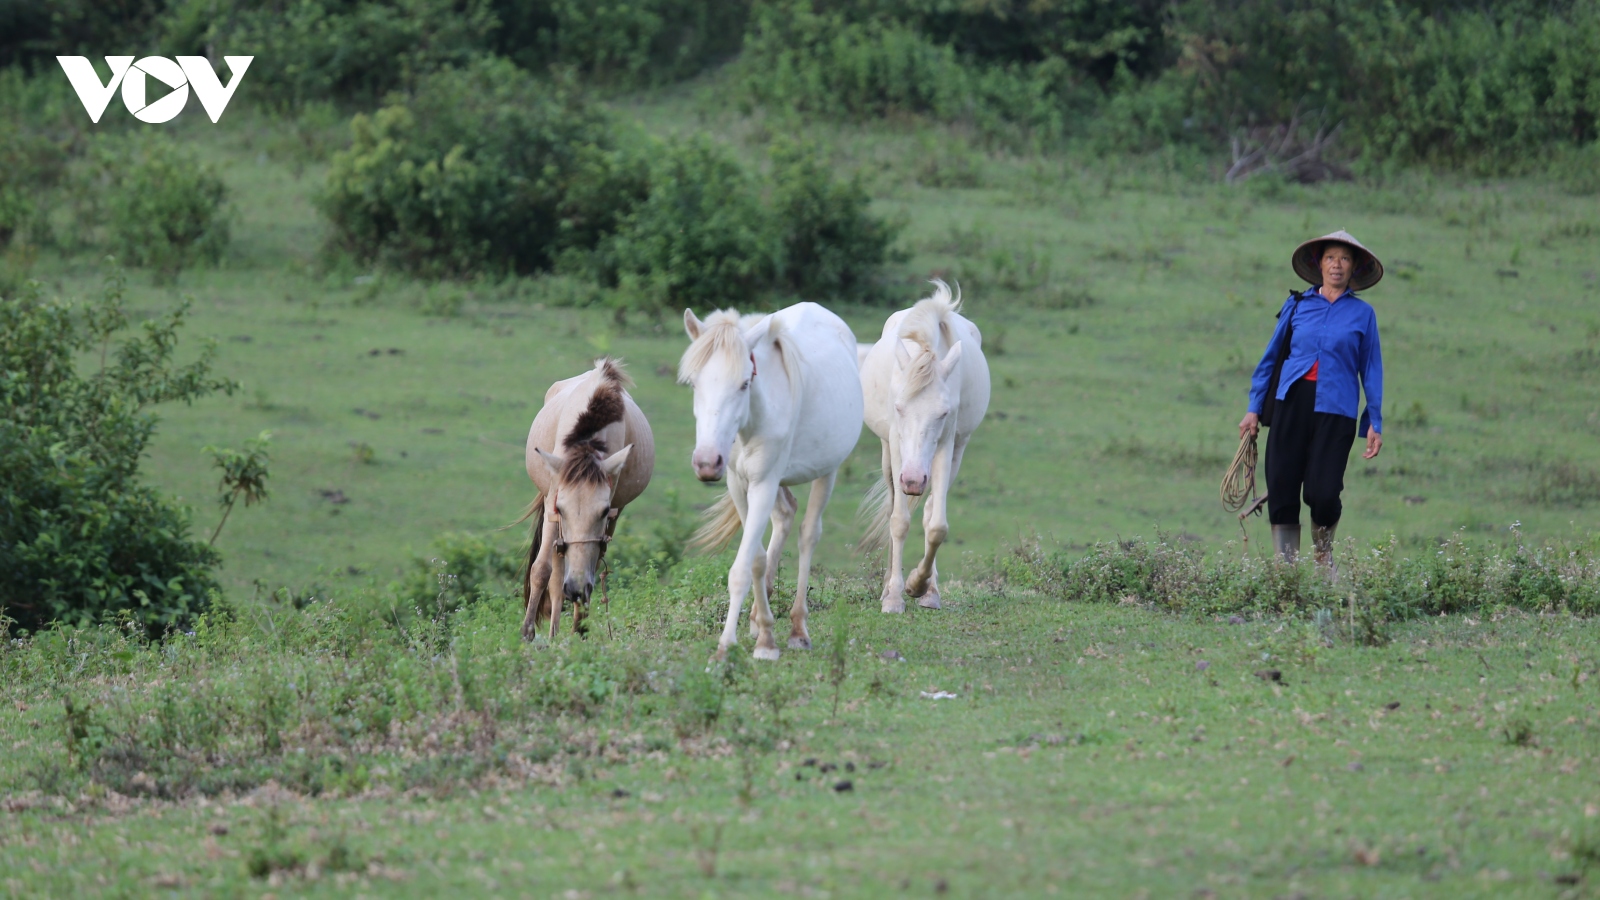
[1277,289,1306,320]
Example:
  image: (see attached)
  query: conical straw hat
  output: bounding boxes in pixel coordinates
[1292,230,1383,291]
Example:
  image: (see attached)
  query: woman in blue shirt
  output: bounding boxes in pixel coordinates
[1238,230,1384,577]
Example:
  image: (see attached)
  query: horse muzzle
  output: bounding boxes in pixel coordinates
[563,577,594,605]
[900,471,929,496]
[692,447,725,482]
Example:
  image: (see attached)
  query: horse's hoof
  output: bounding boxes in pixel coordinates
[788,636,811,651]
[752,646,781,661]
[918,589,942,610]
[881,597,905,614]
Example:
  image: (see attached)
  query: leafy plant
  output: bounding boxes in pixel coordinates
[318,58,644,278]
[605,135,771,308]
[81,136,231,281]
[0,269,235,635]
[203,431,272,546]
[766,138,901,300]
[394,532,522,616]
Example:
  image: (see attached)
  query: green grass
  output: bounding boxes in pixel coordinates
[2,577,1597,897]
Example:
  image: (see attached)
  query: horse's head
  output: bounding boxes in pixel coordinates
[680,308,764,482]
[532,443,632,604]
[890,338,963,496]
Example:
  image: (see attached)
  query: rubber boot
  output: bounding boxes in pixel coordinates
[1271,524,1301,564]
[1312,522,1338,583]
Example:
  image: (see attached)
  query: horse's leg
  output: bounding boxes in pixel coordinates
[719,480,781,661]
[756,486,797,639]
[520,520,559,642]
[880,441,911,614]
[546,552,566,641]
[788,472,835,649]
[908,438,963,609]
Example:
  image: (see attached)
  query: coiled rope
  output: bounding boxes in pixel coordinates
[1220,430,1268,539]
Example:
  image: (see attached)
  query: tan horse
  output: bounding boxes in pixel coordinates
[520,358,654,641]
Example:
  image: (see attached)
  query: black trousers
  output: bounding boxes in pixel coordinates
[1266,379,1357,527]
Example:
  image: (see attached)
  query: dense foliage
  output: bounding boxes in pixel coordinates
[318,58,636,278]
[603,136,773,307]
[321,61,899,298]
[0,0,745,103]
[5,0,1594,171]
[0,273,235,635]
[78,136,232,279]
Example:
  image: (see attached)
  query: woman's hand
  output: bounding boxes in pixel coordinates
[1363,429,1383,459]
[1239,412,1260,440]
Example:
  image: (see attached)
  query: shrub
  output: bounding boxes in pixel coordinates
[594,137,901,309]
[735,2,1101,145]
[394,531,523,615]
[604,136,772,308]
[318,58,643,277]
[491,0,751,86]
[198,0,498,109]
[0,271,235,635]
[766,138,900,299]
[0,68,80,254]
[80,136,231,280]
[1152,0,1600,168]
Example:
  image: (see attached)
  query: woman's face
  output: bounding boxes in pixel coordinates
[1320,244,1355,290]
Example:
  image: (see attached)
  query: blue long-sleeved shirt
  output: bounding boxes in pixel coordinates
[1248,288,1384,436]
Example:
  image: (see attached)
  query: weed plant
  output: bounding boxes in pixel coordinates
[994,528,1600,622]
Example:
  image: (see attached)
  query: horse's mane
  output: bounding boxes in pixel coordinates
[678,310,748,383]
[896,279,961,395]
[678,309,801,393]
[561,357,631,486]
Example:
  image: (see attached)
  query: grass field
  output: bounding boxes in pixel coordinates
[6,76,1600,898]
[18,84,1596,597]
[2,576,1598,898]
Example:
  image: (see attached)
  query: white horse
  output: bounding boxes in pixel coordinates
[860,280,990,612]
[680,302,864,660]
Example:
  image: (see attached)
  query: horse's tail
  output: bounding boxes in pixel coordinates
[857,476,922,554]
[690,492,745,554]
[517,491,545,608]
[857,476,892,555]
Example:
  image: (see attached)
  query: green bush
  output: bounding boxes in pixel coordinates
[736,1,1101,144]
[766,138,900,299]
[593,136,901,308]
[79,136,231,279]
[1149,0,1600,167]
[491,0,750,86]
[177,0,497,109]
[604,136,772,308]
[318,58,643,277]
[0,69,80,254]
[0,272,236,636]
[394,531,523,615]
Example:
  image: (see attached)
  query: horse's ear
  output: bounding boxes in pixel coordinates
[533,448,563,479]
[895,339,915,370]
[684,309,703,340]
[937,341,963,379]
[599,444,632,477]
[740,316,771,349]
